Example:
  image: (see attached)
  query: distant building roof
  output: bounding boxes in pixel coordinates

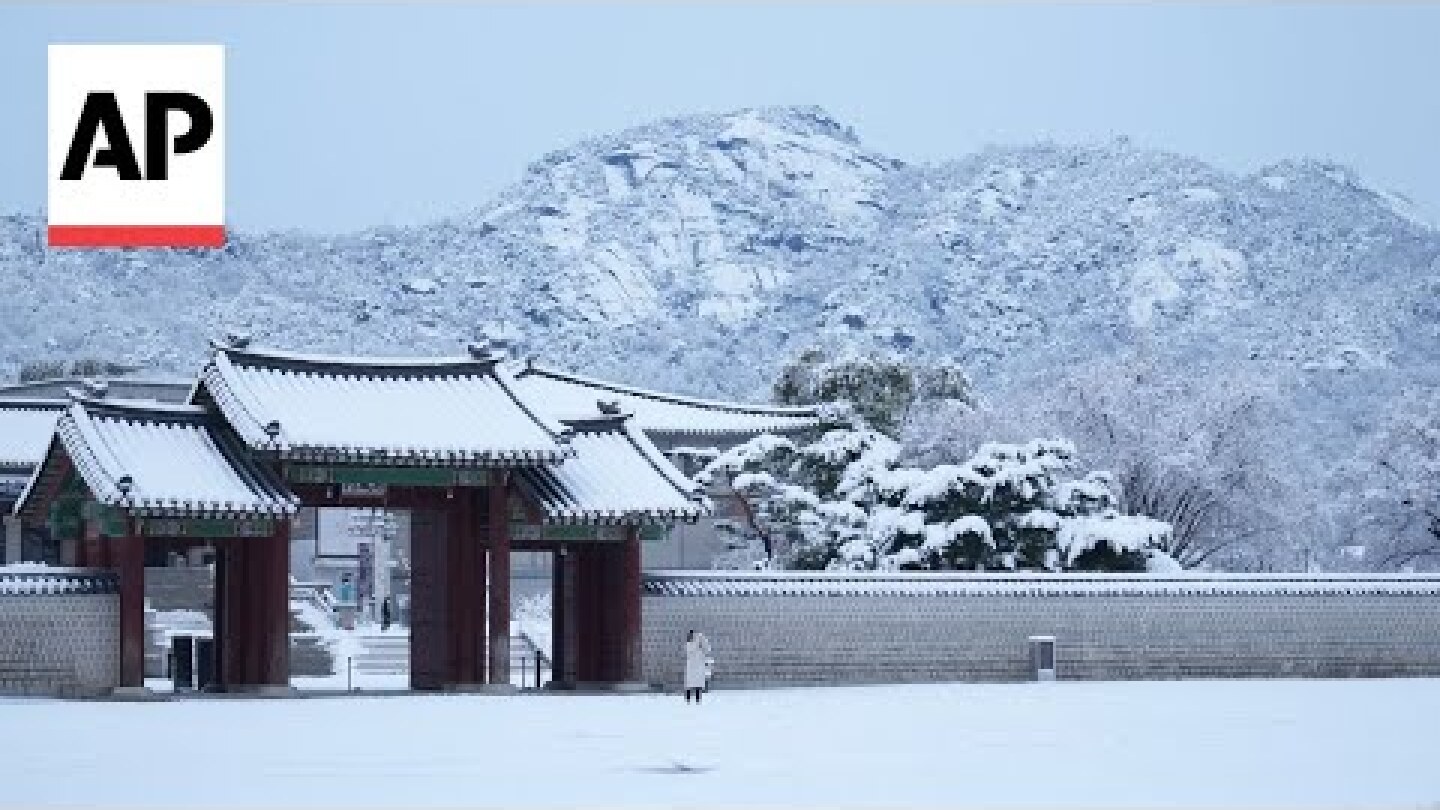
[195,344,571,465]
[0,377,191,403]
[518,415,710,524]
[512,363,821,438]
[0,399,64,469]
[19,398,297,519]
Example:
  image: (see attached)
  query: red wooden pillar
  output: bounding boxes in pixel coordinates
[596,543,617,681]
[81,519,102,568]
[620,526,642,683]
[487,477,511,686]
[213,541,229,688]
[93,525,112,569]
[446,488,486,686]
[572,546,590,682]
[214,541,244,688]
[408,505,448,690]
[474,493,488,684]
[258,521,291,686]
[239,541,259,685]
[551,545,576,686]
[114,526,146,688]
[573,544,605,683]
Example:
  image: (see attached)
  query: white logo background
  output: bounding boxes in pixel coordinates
[48,44,225,229]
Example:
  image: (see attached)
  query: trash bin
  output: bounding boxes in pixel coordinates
[171,635,195,689]
[1028,635,1057,681]
[195,637,216,690]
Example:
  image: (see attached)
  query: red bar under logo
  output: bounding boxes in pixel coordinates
[48,225,226,248]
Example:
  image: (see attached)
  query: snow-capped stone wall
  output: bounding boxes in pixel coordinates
[0,568,118,695]
[641,572,1440,686]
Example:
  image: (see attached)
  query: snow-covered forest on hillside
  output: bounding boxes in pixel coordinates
[2,106,1437,572]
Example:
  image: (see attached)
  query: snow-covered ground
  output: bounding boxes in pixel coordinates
[2,679,1438,807]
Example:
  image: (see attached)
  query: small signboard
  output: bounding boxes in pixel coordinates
[339,482,386,499]
[509,523,627,543]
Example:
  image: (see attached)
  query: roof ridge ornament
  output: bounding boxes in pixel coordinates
[220,332,252,350]
[466,341,502,363]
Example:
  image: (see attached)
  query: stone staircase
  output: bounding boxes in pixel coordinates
[288,602,339,678]
[144,567,216,679]
[330,632,550,686]
[348,633,410,675]
[290,634,337,678]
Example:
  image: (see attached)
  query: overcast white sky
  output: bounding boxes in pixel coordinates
[2,3,1437,232]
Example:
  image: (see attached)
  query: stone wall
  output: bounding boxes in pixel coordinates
[0,569,118,695]
[641,572,1440,687]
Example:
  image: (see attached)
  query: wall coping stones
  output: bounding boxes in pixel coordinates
[642,571,1440,598]
[0,567,119,596]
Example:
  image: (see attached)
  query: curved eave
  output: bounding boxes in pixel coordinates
[646,421,822,439]
[538,503,711,526]
[52,400,299,519]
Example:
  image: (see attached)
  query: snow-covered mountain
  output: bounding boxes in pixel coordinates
[1,105,1435,408]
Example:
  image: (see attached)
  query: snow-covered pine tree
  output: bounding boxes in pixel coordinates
[772,349,972,436]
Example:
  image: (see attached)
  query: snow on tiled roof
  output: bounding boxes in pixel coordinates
[0,565,118,595]
[642,571,1440,597]
[518,415,710,524]
[197,345,570,465]
[0,399,63,469]
[512,363,821,437]
[36,398,297,518]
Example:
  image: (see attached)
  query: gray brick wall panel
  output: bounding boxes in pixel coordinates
[642,588,1440,687]
[0,593,118,695]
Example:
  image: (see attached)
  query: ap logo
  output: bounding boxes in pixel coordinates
[48,44,225,248]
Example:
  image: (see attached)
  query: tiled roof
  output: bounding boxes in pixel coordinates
[0,399,63,469]
[642,571,1440,597]
[196,345,570,465]
[511,363,821,438]
[33,398,297,518]
[518,415,710,524]
[0,377,191,404]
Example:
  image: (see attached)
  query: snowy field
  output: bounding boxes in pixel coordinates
[2,679,1439,808]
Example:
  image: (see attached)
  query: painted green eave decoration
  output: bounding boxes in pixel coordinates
[285,465,492,487]
[137,517,275,538]
[81,502,128,537]
[508,524,670,543]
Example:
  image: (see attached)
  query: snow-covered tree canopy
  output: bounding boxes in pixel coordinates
[1344,386,1440,570]
[772,349,972,435]
[701,430,1175,573]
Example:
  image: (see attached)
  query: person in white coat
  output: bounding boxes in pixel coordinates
[683,629,711,703]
